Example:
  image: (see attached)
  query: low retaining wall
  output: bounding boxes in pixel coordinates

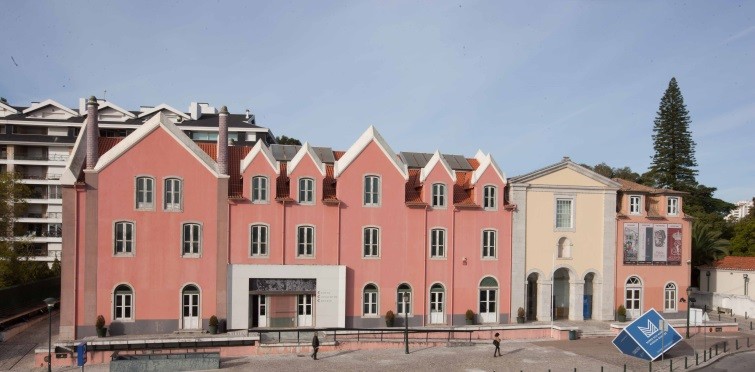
[110,352,220,372]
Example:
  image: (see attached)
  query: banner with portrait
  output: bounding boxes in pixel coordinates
[667,224,682,263]
[623,223,639,262]
[652,224,668,261]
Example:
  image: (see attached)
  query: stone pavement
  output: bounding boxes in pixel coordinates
[0,310,59,371]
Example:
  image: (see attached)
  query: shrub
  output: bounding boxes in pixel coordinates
[209,315,219,327]
[617,305,626,316]
[95,315,105,330]
[465,309,475,320]
[517,307,525,318]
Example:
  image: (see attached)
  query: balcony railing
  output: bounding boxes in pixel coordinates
[23,230,62,238]
[21,173,62,180]
[21,212,62,219]
[12,154,70,161]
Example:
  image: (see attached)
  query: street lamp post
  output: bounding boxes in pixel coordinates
[43,297,57,372]
[706,271,711,292]
[403,292,409,354]
[685,287,695,339]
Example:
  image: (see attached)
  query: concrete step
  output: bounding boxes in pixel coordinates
[578,330,615,339]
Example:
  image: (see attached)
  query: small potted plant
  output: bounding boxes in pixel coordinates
[209,315,219,334]
[385,310,395,327]
[616,305,627,322]
[517,307,526,324]
[95,315,107,337]
[465,309,475,325]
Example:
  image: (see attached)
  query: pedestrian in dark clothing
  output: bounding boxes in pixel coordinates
[311,334,320,360]
[493,332,501,357]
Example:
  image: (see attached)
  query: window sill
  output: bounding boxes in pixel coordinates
[362,256,381,260]
[113,253,135,258]
[182,254,202,259]
[163,207,183,213]
[250,255,269,259]
[296,255,316,260]
[363,204,381,208]
[111,319,135,323]
[251,200,270,205]
[135,207,154,212]
[429,257,448,260]
[362,315,380,318]
[481,257,498,261]
[556,257,573,260]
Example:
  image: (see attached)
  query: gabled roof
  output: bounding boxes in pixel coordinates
[420,150,456,183]
[22,99,78,117]
[700,256,755,271]
[287,142,326,177]
[335,126,408,180]
[60,124,88,186]
[137,103,190,120]
[470,150,506,186]
[94,101,136,119]
[509,156,621,188]
[94,112,224,177]
[241,140,280,174]
[0,100,18,115]
[613,178,687,195]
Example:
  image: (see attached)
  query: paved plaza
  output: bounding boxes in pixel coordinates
[2,312,754,372]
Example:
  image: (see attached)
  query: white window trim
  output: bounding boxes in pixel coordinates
[363,174,381,207]
[629,195,642,215]
[557,237,573,259]
[180,221,203,258]
[112,283,135,322]
[112,220,136,257]
[483,184,498,211]
[163,176,184,212]
[429,227,447,259]
[362,283,380,318]
[179,283,202,330]
[134,175,155,211]
[431,183,447,209]
[396,283,413,317]
[249,223,270,258]
[554,195,576,232]
[663,281,678,313]
[251,175,270,204]
[362,226,381,259]
[481,229,498,260]
[296,224,316,258]
[667,197,679,216]
[478,276,500,324]
[298,177,316,205]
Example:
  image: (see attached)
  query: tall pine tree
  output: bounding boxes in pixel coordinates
[647,77,698,191]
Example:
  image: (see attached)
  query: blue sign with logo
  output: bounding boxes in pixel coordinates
[76,342,87,367]
[612,308,682,361]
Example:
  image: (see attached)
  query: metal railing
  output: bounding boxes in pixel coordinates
[21,173,61,180]
[253,327,483,345]
[11,154,69,161]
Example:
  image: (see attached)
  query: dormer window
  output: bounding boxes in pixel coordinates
[667,197,679,216]
[252,176,269,203]
[483,185,497,210]
[431,183,446,208]
[364,175,380,206]
[629,195,641,215]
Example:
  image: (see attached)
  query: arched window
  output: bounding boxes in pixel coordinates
[113,284,133,321]
[397,284,412,316]
[363,284,378,316]
[479,277,498,323]
[625,276,643,317]
[181,285,200,329]
[557,237,572,258]
[429,284,445,324]
[664,283,677,312]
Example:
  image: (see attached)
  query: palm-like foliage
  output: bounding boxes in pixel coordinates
[691,221,729,267]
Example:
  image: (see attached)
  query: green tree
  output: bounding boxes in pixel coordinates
[730,215,755,256]
[646,77,698,191]
[691,221,729,267]
[275,135,302,145]
[580,163,641,182]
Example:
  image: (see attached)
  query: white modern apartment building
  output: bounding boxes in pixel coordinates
[0,96,275,263]
[725,200,753,222]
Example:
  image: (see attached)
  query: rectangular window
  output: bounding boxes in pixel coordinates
[432,183,446,208]
[182,223,201,255]
[47,185,62,199]
[556,198,573,229]
[297,226,314,257]
[363,227,379,257]
[667,197,679,215]
[114,222,134,254]
[298,178,314,204]
[252,176,268,203]
[629,195,641,214]
[135,177,154,209]
[482,230,496,258]
[364,175,380,206]
[483,186,497,210]
[250,225,268,256]
[430,229,446,258]
[164,178,182,210]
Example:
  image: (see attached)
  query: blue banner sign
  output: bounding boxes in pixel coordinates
[612,308,682,361]
[76,342,87,367]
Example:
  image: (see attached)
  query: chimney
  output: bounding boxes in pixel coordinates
[86,96,99,170]
[217,105,229,175]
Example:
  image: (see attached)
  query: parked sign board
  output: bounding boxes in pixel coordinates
[612,308,682,361]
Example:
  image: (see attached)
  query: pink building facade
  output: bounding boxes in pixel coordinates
[59,102,512,339]
[614,179,692,320]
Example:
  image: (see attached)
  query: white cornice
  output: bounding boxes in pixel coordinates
[420,150,456,183]
[471,152,507,185]
[287,142,326,177]
[137,103,190,120]
[334,126,408,180]
[22,99,79,117]
[241,140,280,174]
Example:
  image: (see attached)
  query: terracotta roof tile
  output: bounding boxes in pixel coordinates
[195,143,252,198]
[702,256,755,271]
[323,164,338,203]
[405,169,424,205]
[98,137,123,156]
[333,151,345,161]
[453,171,478,208]
[613,178,686,195]
[276,162,291,201]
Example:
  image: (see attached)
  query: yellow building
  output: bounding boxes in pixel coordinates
[509,157,620,321]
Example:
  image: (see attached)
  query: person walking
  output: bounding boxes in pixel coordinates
[311,333,320,360]
[493,332,501,357]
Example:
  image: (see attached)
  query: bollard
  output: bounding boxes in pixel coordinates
[751,321,753,330]
[735,317,737,323]
[719,313,721,321]
[695,352,699,365]
[748,337,751,347]
[703,350,707,362]
[669,359,673,371]
[685,356,688,369]
[715,344,718,355]
[601,367,604,372]
[736,339,739,350]
[724,342,727,353]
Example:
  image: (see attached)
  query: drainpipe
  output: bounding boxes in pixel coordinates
[422,205,428,326]
[451,207,458,326]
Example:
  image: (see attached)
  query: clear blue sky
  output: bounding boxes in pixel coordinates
[1,1,753,202]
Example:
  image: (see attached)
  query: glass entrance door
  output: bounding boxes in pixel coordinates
[297,294,313,326]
